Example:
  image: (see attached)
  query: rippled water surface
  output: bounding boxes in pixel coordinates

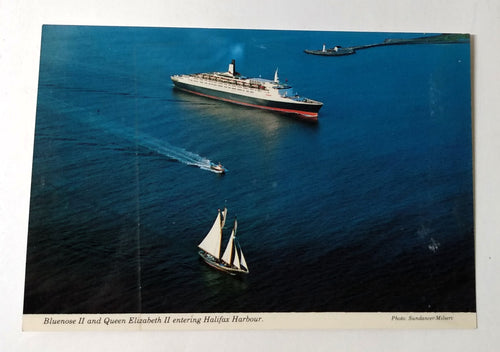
[24,26,474,313]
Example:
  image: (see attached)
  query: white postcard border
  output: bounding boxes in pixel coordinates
[23,312,476,331]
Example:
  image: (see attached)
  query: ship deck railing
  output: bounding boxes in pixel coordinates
[188,73,267,90]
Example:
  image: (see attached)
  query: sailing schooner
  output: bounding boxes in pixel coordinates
[198,208,249,275]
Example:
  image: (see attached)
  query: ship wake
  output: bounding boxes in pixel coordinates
[38,93,221,173]
[134,133,217,172]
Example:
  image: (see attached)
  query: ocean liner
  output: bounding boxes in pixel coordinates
[171,60,323,119]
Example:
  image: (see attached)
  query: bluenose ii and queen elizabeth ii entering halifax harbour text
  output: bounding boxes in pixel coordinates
[23,26,475,328]
[42,314,261,326]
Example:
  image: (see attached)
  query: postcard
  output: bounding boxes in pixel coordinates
[22,25,475,330]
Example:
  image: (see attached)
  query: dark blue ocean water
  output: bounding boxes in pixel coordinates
[24,26,474,313]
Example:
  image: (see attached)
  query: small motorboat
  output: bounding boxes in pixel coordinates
[210,162,226,174]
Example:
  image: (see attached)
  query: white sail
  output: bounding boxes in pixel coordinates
[239,248,248,271]
[221,228,235,265]
[220,207,227,229]
[198,210,222,259]
[274,68,279,83]
[233,247,240,269]
[232,218,241,269]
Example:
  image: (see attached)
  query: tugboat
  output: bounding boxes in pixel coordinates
[171,60,323,120]
[304,44,356,56]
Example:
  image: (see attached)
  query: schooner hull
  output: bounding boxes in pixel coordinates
[198,251,249,275]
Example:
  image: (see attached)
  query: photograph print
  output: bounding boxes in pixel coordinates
[23,25,475,329]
